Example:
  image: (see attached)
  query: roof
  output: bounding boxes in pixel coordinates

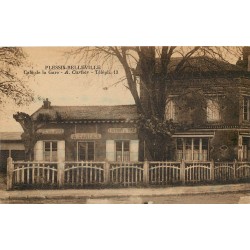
[166,56,243,73]
[31,105,139,122]
[0,132,22,141]
[137,56,246,77]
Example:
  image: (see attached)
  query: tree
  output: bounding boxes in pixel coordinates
[13,112,39,160]
[69,46,244,160]
[0,47,34,106]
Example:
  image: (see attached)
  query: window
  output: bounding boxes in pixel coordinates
[165,99,176,121]
[207,99,221,122]
[242,137,250,161]
[44,141,57,161]
[78,142,95,161]
[115,141,130,162]
[243,96,250,121]
[176,138,209,161]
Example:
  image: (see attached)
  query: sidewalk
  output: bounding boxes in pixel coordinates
[1,172,250,201]
[1,183,250,201]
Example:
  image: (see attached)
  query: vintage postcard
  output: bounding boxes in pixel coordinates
[1,46,250,204]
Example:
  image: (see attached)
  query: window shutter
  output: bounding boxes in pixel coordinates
[238,135,243,161]
[130,140,139,162]
[106,140,115,161]
[57,140,65,162]
[34,141,43,161]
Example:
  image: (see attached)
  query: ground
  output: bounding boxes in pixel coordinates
[1,172,250,204]
[2,191,250,204]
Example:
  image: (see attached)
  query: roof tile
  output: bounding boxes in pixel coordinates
[31,105,138,121]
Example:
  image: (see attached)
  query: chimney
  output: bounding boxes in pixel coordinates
[43,98,51,109]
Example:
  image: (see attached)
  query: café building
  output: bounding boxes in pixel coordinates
[30,99,140,163]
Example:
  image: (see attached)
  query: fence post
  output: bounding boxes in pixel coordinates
[143,160,149,184]
[104,161,110,184]
[233,159,237,180]
[180,159,185,184]
[7,157,14,190]
[57,161,65,188]
[210,160,215,181]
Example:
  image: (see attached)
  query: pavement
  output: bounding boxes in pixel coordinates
[1,172,250,202]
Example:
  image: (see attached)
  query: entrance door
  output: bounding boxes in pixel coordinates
[78,142,95,161]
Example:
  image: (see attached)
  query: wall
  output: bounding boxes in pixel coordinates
[34,122,139,161]
[210,130,238,161]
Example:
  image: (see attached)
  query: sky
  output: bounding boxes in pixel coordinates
[0,47,134,132]
[0,46,242,132]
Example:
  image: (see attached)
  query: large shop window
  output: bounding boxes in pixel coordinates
[243,96,250,121]
[44,141,57,162]
[207,99,221,122]
[78,142,95,161]
[116,141,130,162]
[176,138,209,161]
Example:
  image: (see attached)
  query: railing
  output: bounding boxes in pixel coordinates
[8,160,58,189]
[184,161,212,183]
[236,162,250,179]
[214,162,235,181]
[64,161,105,186]
[149,162,181,184]
[6,157,250,190]
[109,162,144,186]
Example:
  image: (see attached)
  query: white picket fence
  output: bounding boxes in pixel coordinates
[6,157,250,190]
[64,162,105,186]
[149,162,181,184]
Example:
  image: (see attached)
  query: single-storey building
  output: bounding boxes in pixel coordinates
[0,132,25,172]
[29,100,141,163]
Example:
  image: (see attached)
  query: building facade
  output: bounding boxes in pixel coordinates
[139,52,250,162]
[28,101,140,163]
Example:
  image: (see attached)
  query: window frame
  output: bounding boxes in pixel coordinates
[206,98,221,122]
[115,140,130,162]
[165,98,176,121]
[176,138,209,161]
[43,140,58,162]
[242,137,250,161]
[243,96,250,122]
[77,141,95,161]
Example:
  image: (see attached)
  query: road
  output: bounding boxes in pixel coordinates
[3,191,250,204]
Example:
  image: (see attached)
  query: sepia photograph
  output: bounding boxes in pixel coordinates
[2,1,250,250]
[1,46,250,204]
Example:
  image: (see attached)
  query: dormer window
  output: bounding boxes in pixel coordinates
[165,99,176,121]
[207,99,221,122]
[243,96,250,121]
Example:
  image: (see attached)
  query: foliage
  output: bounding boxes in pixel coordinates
[69,46,243,160]
[13,112,40,160]
[210,131,238,161]
[0,47,34,105]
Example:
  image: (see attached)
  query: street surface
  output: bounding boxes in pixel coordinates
[2,191,250,204]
